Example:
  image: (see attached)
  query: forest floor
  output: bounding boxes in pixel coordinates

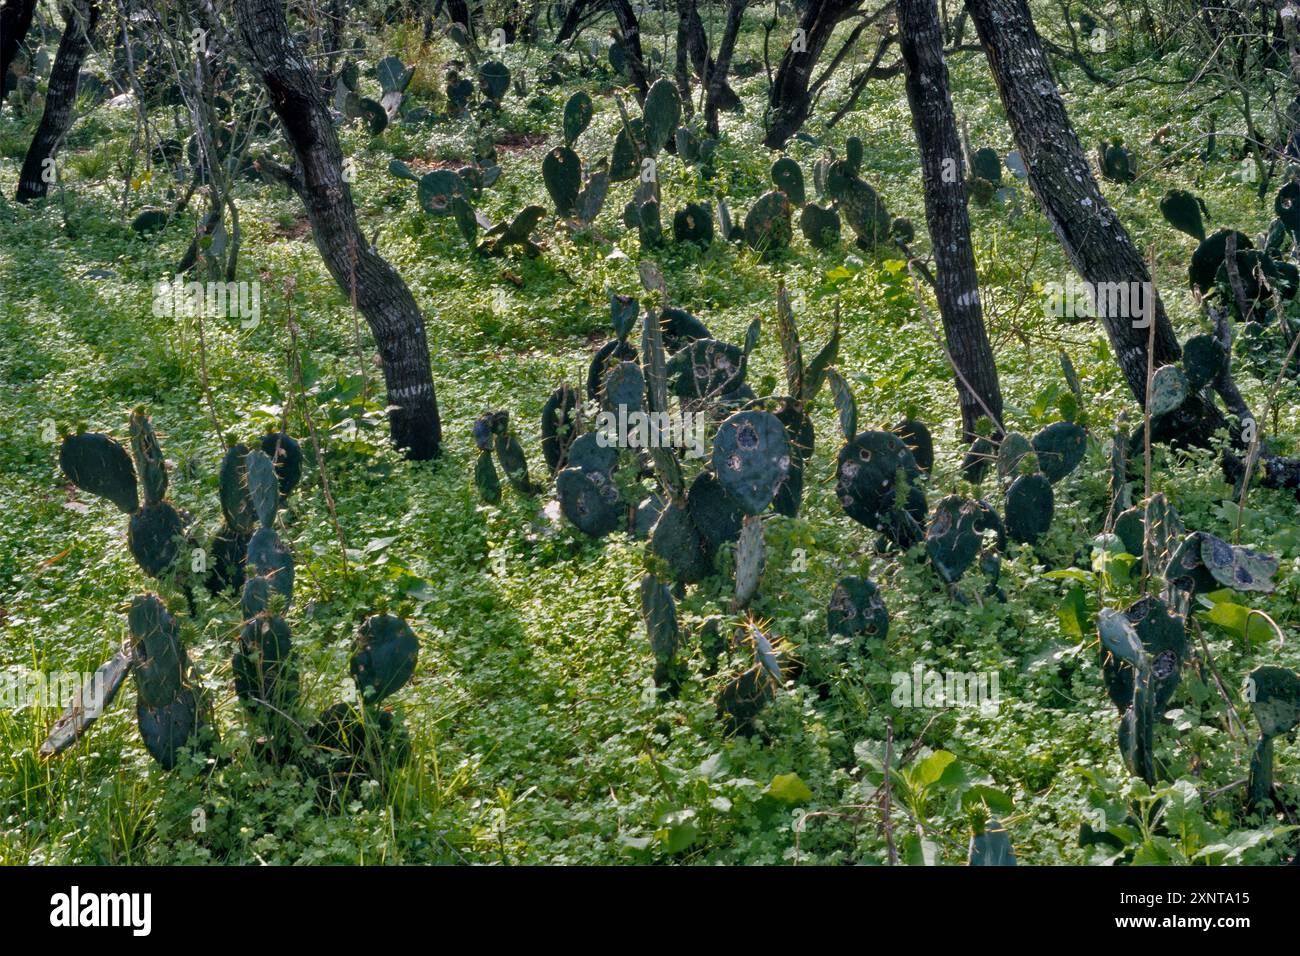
[1,15,1298,864]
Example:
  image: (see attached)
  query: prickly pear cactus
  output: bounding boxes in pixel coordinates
[800,203,841,249]
[826,575,889,643]
[541,384,581,475]
[1030,421,1086,483]
[1099,595,1186,715]
[642,78,681,156]
[997,432,1034,481]
[770,156,806,205]
[638,199,664,248]
[732,515,766,610]
[234,609,299,717]
[971,147,1002,184]
[59,430,139,514]
[1148,364,1189,418]
[1245,665,1300,808]
[417,170,470,216]
[543,145,582,215]
[557,466,621,537]
[711,410,791,515]
[219,442,256,533]
[835,431,926,546]
[926,495,982,584]
[350,614,419,704]
[665,338,745,399]
[245,448,280,529]
[1004,472,1053,545]
[640,573,680,690]
[1180,334,1227,391]
[672,202,713,244]
[128,502,186,578]
[563,91,593,146]
[686,470,745,554]
[648,502,711,584]
[246,524,293,607]
[893,419,934,473]
[129,595,207,769]
[129,410,168,506]
[1197,533,1278,593]
[1189,228,1251,293]
[1159,188,1206,241]
[829,173,891,249]
[743,190,793,255]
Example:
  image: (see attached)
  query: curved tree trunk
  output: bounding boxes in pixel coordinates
[610,0,650,101]
[234,0,442,460]
[705,0,748,137]
[15,0,98,202]
[0,0,38,112]
[764,0,864,148]
[898,0,1003,441]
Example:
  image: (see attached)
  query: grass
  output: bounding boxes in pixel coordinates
[1,13,1298,865]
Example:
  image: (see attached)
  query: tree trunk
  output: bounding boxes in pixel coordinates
[705,0,748,137]
[898,0,1003,441]
[0,0,38,112]
[14,0,98,202]
[764,0,863,148]
[610,0,650,100]
[234,0,442,460]
[555,0,592,43]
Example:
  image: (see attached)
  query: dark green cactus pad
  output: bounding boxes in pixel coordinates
[130,209,168,234]
[659,307,712,352]
[672,202,713,244]
[244,448,279,528]
[417,170,469,216]
[259,431,302,497]
[610,118,646,182]
[1114,506,1144,557]
[962,435,996,483]
[541,384,581,474]
[478,60,510,101]
[997,432,1034,480]
[639,573,679,667]
[602,360,646,413]
[1030,420,1086,483]
[649,502,711,584]
[845,136,864,173]
[733,516,765,609]
[234,614,298,713]
[1159,189,1206,241]
[128,410,167,507]
[206,523,250,596]
[240,575,272,619]
[587,338,638,400]
[800,203,841,249]
[575,172,608,225]
[128,594,185,706]
[471,412,496,452]
[1164,532,1219,593]
[893,419,934,473]
[474,448,501,503]
[1215,249,1297,311]
[746,396,815,462]
[1100,141,1135,182]
[717,198,734,241]
[972,498,1007,552]
[128,502,185,577]
[1143,493,1184,578]
[566,432,619,475]
[351,614,419,704]
[826,369,857,440]
[1148,364,1189,418]
[971,147,1002,185]
[563,91,593,146]
[634,494,666,539]
[376,56,413,95]
[1100,596,1187,714]
[1004,472,1053,545]
[1247,665,1300,738]
[711,410,791,515]
[543,145,582,215]
[1199,532,1278,593]
[716,668,773,734]
[834,431,925,541]
[452,196,478,244]
[247,526,293,607]
[136,691,203,770]
[493,431,535,493]
[687,471,745,553]
[357,98,387,134]
[556,466,621,537]
[59,432,139,514]
[610,291,639,340]
[770,156,806,205]
[743,190,793,254]
[638,199,663,247]
[833,176,891,248]
[927,495,982,584]
[827,575,889,641]
[1180,334,1227,391]
[665,338,745,398]
[218,442,255,533]
[1188,228,1251,293]
[968,820,1016,866]
[891,217,915,243]
[642,78,681,155]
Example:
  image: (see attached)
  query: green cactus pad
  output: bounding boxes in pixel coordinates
[1030,420,1086,483]
[639,573,679,666]
[638,199,663,247]
[1114,506,1144,557]
[1188,228,1251,293]
[351,614,419,703]
[128,502,185,577]
[968,820,1016,866]
[716,668,773,733]
[377,56,413,95]
[733,516,765,609]
[1180,334,1227,391]
[562,91,593,146]
[743,190,793,254]
[826,369,857,441]
[247,527,293,607]
[218,442,255,533]
[1246,665,1300,738]
[927,495,982,584]
[234,614,298,713]
[834,431,925,539]
[128,595,185,705]
[575,172,608,225]
[474,449,501,503]
[206,523,249,596]
[1143,493,1184,577]
[687,471,745,552]
[128,411,167,507]
[478,60,510,101]
[1159,188,1206,241]
[893,419,934,473]
[541,385,580,474]
[800,203,841,249]
[827,576,889,641]
[672,202,713,244]
[712,410,791,515]
[240,575,271,619]
[543,145,582,215]
[648,502,710,583]
[659,307,712,353]
[257,431,302,497]
[493,431,534,493]
[566,432,618,476]
[136,691,204,770]
[602,361,646,414]
[1148,364,1189,418]
[417,170,469,216]
[634,493,665,539]
[59,432,139,514]
[610,118,646,182]
[770,157,806,205]
[1100,596,1187,714]
[642,78,681,155]
[1164,532,1218,593]
[1198,532,1278,593]
[587,338,638,400]
[244,448,279,528]
[997,432,1034,480]
[1004,472,1053,545]
[556,466,621,537]
[666,338,745,398]
[832,176,891,248]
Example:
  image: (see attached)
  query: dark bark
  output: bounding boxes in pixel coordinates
[610,0,650,100]
[555,0,593,43]
[14,0,98,202]
[764,0,865,148]
[898,0,1003,440]
[705,0,749,136]
[234,0,442,459]
[0,0,37,111]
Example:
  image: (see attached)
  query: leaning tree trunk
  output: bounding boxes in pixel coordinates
[705,0,748,136]
[966,0,1224,442]
[898,0,1003,441]
[0,0,38,112]
[234,0,442,459]
[764,0,863,148]
[610,0,650,100]
[14,0,98,202]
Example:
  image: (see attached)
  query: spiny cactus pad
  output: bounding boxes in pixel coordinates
[1030,421,1086,483]
[672,202,713,244]
[893,419,934,473]
[1004,473,1053,545]
[649,502,711,583]
[350,614,419,704]
[1099,596,1187,714]
[835,431,925,540]
[927,495,983,584]
[1159,188,1206,241]
[770,157,806,205]
[562,91,593,146]
[247,527,294,607]
[800,203,841,249]
[642,78,682,155]
[687,471,745,553]
[1198,532,1278,593]
[1149,364,1189,418]
[543,145,582,215]
[59,432,139,514]
[128,411,167,507]
[827,575,889,642]
[1247,665,1300,738]
[666,338,745,399]
[244,448,279,528]
[712,410,791,515]
[743,190,793,254]
[541,384,581,474]
[128,502,185,577]
[1181,334,1227,390]
[234,615,298,713]
[557,466,621,537]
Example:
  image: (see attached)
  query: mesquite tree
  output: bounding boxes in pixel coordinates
[0,0,38,112]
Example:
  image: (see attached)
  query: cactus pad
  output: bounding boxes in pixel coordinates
[128,502,185,577]
[59,432,139,514]
[927,495,983,583]
[1198,532,1278,593]
[770,157,806,205]
[1030,420,1086,483]
[246,527,294,607]
[128,410,168,507]
[556,466,621,537]
[417,170,469,216]
[648,502,710,583]
[543,145,582,215]
[642,78,681,155]
[686,471,745,553]
[1246,665,1300,738]
[743,190,793,254]
[665,338,745,398]
[834,431,926,543]
[234,615,298,713]
[1181,334,1227,391]
[475,449,502,503]
[1159,188,1206,241]
[827,575,889,641]
[244,448,279,528]
[800,203,841,249]
[893,419,934,473]
[541,384,581,474]
[711,410,791,515]
[563,91,593,146]
[350,614,419,703]
[1149,364,1189,418]
[672,202,713,244]
[1004,473,1053,545]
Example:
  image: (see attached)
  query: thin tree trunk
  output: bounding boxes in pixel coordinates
[764,0,864,148]
[705,0,748,136]
[610,0,650,100]
[966,0,1223,441]
[0,0,38,112]
[899,0,1003,440]
[555,0,592,43]
[15,0,98,202]
[234,0,442,459]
